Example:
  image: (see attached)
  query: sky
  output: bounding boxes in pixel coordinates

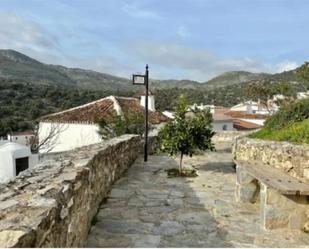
[0,0,308,81]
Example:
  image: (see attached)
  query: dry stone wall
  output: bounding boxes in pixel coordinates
[0,134,157,247]
[212,131,252,143]
[233,137,309,182]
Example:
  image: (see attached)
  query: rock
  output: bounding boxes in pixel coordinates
[0,199,18,210]
[0,230,29,247]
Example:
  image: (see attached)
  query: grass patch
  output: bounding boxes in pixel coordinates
[249,119,309,144]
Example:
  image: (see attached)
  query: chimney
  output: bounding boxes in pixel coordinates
[140,91,155,111]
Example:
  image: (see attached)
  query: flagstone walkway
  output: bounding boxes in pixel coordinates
[86,142,309,247]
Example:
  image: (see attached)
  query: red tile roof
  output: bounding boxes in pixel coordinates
[224,110,269,119]
[116,97,168,124]
[233,119,262,130]
[40,96,168,125]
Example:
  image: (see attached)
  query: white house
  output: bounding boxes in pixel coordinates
[140,91,156,111]
[7,131,35,147]
[39,95,168,154]
[0,142,38,183]
[212,108,234,131]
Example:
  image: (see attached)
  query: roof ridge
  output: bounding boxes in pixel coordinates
[41,95,115,118]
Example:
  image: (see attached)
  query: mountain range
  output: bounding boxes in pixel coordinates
[0,49,304,91]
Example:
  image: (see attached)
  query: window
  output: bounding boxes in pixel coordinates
[222,124,228,131]
[15,137,18,140]
[15,157,29,176]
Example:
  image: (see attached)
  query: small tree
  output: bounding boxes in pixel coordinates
[158,95,215,173]
[97,110,145,139]
[245,81,296,112]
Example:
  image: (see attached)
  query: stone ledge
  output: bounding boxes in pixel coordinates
[0,134,157,247]
[233,136,309,182]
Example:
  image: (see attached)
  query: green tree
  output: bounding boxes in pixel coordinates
[97,110,145,139]
[296,62,309,82]
[158,95,215,173]
[245,81,296,111]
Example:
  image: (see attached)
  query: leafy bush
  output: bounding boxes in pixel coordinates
[250,119,309,144]
[264,98,309,131]
[97,110,145,139]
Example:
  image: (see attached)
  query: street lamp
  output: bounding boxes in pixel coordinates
[132,64,149,162]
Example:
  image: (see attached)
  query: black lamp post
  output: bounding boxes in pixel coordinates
[132,64,149,162]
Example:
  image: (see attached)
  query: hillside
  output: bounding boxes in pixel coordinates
[1,49,308,136]
[0,49,199,91]
[0,49,306,91]
[204,71,270,88]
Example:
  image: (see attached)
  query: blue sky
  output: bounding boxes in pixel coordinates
[0,0,308,81]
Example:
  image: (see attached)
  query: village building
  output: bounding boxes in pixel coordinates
[139,91,156,111]
[38,95,168,154]
[0,142,38,183]
[7,131,35,147]
[212,107,234,131]
[230,100,275,114]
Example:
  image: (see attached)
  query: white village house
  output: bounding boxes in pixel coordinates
[7,131,35,147]
[0,142,38,183]
[38,95,167,153]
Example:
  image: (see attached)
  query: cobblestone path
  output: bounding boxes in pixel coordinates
[86,142,309,247]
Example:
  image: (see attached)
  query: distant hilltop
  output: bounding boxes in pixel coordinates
[0,49,306,91]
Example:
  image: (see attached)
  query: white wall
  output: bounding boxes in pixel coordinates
[39,122,102,153]
[7,134,34,147]
[140,95,155,111]
[0,143,36,183]
[213,120,234,131]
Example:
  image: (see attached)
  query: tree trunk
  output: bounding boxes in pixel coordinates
[179,153,183,173]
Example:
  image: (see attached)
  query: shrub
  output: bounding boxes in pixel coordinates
[97,110,145,139]
[250,119,309,144]
[264,98,309,131]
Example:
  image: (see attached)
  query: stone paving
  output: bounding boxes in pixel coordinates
[86,142,309,247]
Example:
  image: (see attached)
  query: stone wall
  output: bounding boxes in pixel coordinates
[212,131,252,143]
[0,134,157,247]
[233,136,309,182]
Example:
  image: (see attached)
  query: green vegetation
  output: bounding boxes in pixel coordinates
[158,95,215,174]
[0,79,134,136]
[1,49,309,139]
[97,110,145,139]
[264,99,309,131]
[249,99,309,144]
[249,119,309,144]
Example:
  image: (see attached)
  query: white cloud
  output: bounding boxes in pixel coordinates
[0,13,59,52]
[177,25,190,38]
[122,2,161,19]
[275,60,299,73]
[127,41,300,81]
[0,11,300,82]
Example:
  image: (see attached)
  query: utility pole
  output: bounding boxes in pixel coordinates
[144,64,149,162]
[132,64,149,162]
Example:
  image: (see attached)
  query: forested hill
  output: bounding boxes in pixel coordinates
[0,79,135,135]
[0,49,308,136]
[0,49,305,91]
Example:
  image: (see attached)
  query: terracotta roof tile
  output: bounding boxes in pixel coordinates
[40,98,115,123]
[233,119,262,130]
[116,97,168,124]
[225,110,269,119]
[40,96,168,125]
